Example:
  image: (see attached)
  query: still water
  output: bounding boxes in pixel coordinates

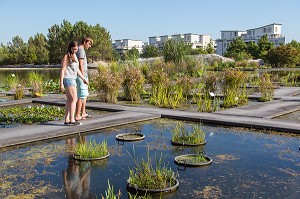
[0,68,97,87]
[0,119,299,198]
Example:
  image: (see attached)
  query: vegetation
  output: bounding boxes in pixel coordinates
[91,64,123,103]
[0,20,113,65]
[123,65,145,101]
[171,122,206,144]
[175,154,209,164]
[221,69,248,108]
[0,104,64,125]
[258,73,274,102]
[75,139,108,159]
[28,71,44,96]
[128,147,177,190]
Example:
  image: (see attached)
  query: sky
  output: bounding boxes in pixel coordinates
[0,0,300,45]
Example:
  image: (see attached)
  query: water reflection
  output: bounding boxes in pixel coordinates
[63,136,95,199]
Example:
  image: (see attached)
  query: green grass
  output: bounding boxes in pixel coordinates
[75,140,108,159]
[171,122,205,145]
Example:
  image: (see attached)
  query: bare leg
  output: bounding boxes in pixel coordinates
[81,98,87,117]
[75,99,83,120]
[68,86,78,123]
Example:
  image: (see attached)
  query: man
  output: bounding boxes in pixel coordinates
[75,36,93,121]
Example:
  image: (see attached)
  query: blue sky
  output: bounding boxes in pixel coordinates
[0,0,299,44]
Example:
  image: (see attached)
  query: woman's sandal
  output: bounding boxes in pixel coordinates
[69,121,82,126]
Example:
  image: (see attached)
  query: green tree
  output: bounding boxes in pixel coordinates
[246,41,259,59]
[0,44,10,65]
[47,20,73,64]
[71,21,91,43]
[7,36,27,64]
[206,40,215,54]
[224,37,251,60]
[257,34,274,60]
[141,45,161,58]
[28,33,49,64]
[265,45,300,68]
[89,24,113,61]
[123,48,139,61]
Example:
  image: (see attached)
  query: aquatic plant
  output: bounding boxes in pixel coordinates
[128,146,178,190]
[75,139,108,159]
[171,122,205,144]
[28,71,44,97]
[0,104,64,125]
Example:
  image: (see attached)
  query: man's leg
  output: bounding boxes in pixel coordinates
[75,98,83,120]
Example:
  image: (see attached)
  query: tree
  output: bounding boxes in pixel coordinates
[257,34,274,60]
[206,40,215,54]
[47,20,73,64]
[246,41,259,59]
[28,33,49,64]
[71,21,90,43]
[265,45,300,68]
[7,36,26,64]
[224,37,250,60]
[123,48,139,61]
[89,24,113,61]
[141,45,161,58]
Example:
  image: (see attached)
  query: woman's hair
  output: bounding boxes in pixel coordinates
[81,36,93,45]
[67,41,78,54]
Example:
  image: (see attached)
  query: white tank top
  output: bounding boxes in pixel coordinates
[64,54,79,79]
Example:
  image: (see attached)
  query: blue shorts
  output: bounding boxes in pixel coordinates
[76,76,89,99]
[63,78,76,88]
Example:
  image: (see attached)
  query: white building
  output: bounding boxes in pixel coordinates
[148,33,214,50]
[216,23,285,56]
[113,39,144,54]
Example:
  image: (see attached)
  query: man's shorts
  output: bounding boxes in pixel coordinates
[63,78,76,88]
[76,76,89,99]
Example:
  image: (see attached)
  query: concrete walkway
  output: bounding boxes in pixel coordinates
[1,86,300,148]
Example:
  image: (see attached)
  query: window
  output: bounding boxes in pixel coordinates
[275,27,278,32]
[268,27,271,32]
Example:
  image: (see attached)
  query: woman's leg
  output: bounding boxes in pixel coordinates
[65,89,71,123]
[68,86,78,123]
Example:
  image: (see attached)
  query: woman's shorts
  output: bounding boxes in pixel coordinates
[63,78,76,88]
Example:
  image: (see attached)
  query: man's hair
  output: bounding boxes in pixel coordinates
[81,36,93,45]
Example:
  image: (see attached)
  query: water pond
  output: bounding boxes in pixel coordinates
[0,119,299,198]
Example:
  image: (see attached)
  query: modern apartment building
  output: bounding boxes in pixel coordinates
[113,39,144,54]
[216,23,285,56]
[149,33,214,50]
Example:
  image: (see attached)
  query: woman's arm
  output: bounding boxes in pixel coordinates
[60,54,67,92]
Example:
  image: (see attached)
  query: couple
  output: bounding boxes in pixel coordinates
[60,36,93,126]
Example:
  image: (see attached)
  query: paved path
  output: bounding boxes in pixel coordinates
[1,86,300,148]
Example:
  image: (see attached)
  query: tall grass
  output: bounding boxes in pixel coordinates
[75,140,108,159]
[171,122,205,144]
[128,146,177,190]
[92,64,123,103]
[123,65,145,101]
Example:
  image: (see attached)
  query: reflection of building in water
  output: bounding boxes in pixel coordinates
[63,137,94,199]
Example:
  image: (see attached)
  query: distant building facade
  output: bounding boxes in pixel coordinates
[148,33,214,50]
[216,23,285,56]
[113,39,144,54]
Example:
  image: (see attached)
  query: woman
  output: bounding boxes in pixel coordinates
[60,41,88,126]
